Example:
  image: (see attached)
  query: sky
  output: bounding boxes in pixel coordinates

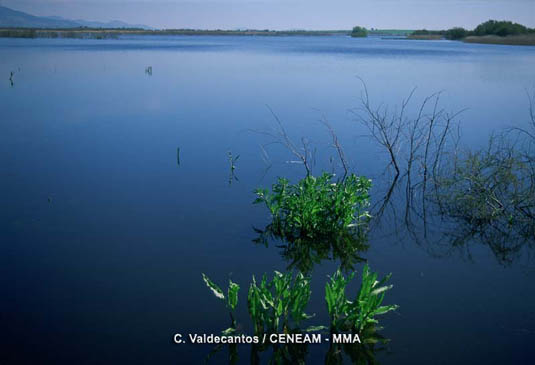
[2,0,534,30]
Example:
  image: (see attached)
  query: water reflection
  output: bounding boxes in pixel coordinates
[362,88,535,266]
[427,131,535,265]
[207,341,310,365]
[206,339,384,364]
[251,341,309,365]
[325,341,385,365]
[253,225,369,274]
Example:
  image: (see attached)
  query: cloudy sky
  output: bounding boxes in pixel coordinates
[2,0,534,30]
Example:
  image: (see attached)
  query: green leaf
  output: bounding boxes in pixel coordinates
[202,273,225,300]
[373,305,398,315]
[221,327,237,336]
[370,284,393,296]
[227,279,240,310]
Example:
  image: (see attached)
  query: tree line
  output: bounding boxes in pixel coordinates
[412,20,535,40]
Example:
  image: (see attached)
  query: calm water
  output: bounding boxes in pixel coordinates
[1,35,534,364]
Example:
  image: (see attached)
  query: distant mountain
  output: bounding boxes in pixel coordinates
[0,6,152,29]
[73,19,151,29]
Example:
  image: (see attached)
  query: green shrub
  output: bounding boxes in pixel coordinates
[411,29,445,36]
[351,26,368,38]
[474,20,530,37]
[254,173,371,239]
[445,27,469,40]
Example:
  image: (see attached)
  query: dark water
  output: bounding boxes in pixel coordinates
[1,35,534,364]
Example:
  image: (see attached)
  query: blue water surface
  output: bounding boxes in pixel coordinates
[1,35,534,364]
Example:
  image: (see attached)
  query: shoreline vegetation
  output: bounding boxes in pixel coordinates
[407,20,535,45]
[0,28,412,38]
[463,34,535,46]
[0,28,351,39]
[1,20,534,46]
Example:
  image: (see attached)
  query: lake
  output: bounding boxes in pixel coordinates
[1,35,534,364]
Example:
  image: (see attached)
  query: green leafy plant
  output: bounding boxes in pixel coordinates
[247,271,317,335]
[325,264,398,338]
[254,173,371,239]
[201,266,397,362]
[202,273,240,328]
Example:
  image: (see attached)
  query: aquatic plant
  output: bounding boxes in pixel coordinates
[356,85,535,265]
[254,173,371,239]
[427,94,535,260]
[429,133,535,264]
[203,271,318,364]
[247,271,315,335]
[227,151,239,171]
[203,266,398,338]
[354,83,462,222]
[201,266,397,363]
[227,151,239,184]
[436,147,524,223]
[202,271,316,335]
[325,264,398,336]
[255,106,356,179]
[202,273,240,328]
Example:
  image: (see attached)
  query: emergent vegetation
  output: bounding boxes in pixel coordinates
[326,264,398,336]
[0,28,351,39]
[227,150,240,184]
[202,265,397,340]
[202,273,240,329]
[430,131,535,265]
[254,173,372,239]
[357,82,535,265]
[248,271,314,335]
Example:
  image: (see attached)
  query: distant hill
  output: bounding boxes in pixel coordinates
[0,5,151,29]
